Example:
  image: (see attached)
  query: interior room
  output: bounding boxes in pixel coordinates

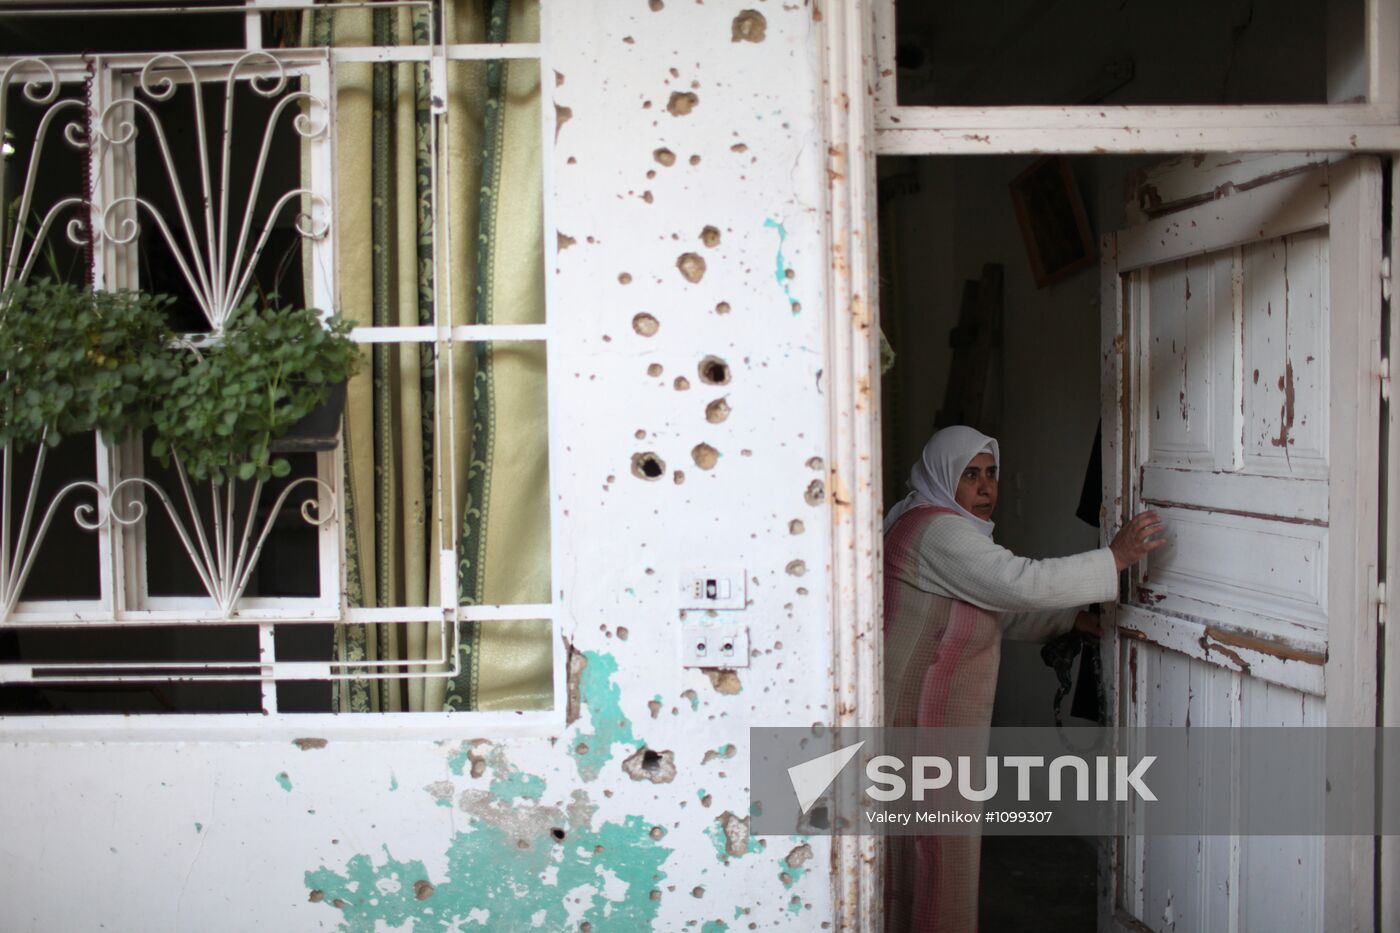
[877,0,1344,927]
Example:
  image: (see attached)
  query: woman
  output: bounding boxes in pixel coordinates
[883,425,1164,933]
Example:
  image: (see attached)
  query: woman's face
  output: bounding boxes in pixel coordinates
[954,452,998,520]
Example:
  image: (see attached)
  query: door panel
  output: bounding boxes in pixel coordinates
[1101,157,1382,932]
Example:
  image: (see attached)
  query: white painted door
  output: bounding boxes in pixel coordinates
[1099,156,1383,932]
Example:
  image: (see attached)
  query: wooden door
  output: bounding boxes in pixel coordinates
[1100,156,1383,932]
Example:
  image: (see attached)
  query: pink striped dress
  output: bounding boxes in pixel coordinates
[883,505,1117,933]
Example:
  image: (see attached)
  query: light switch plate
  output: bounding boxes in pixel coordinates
[676,567,746,610]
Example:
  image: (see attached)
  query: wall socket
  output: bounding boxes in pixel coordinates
[679,624,749,668]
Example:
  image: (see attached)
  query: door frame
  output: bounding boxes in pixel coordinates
[821,1,1400,929]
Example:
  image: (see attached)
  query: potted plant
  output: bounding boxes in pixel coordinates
[0,280,178,618]
[150,297,359,484]
[0,279,177,452]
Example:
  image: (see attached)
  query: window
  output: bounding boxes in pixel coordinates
[0,1,555,720]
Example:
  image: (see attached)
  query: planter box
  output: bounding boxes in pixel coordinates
[270,381,346,453]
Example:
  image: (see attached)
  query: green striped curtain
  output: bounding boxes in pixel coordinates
[309,0,550,712]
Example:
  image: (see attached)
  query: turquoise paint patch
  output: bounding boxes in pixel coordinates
[788,895,804,915]
[194,822,202,834]
[763,218,800,314]
[702,921,729,933]
[489,767,545,801]
[697,789,707,802]
[275,772,292,792]
[305,814,671,932]
[435,798,451,808]
[571,651,640,780]
[686,693,700,712]
[447,744,471,776]
[389,773,398,791]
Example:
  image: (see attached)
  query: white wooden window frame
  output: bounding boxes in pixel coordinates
[822,0,1400,927]
[0,0,565,735]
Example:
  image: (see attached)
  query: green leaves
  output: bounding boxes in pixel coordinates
[0,281,177,450]
[150,296,358,484]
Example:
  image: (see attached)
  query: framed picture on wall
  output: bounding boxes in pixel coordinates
[1008,155,1097,288]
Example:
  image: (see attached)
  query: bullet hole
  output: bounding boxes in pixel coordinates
[673,470,686,484]
[701,793,713,807]
[791,301,802,313]
[1253,369,1260,384]
[785,267,796,280]
[650,890,662,901]
[550,827,567,842]
[804,479,825,505]
[796,587,809,595]
[648,698,662,718]
[732,9,767,42]
[642,191,654,203]
[740,449,752,457]
[635,430,648,441]
[669,67,680,78]
[789,519,805,534]
[806,456,825,471]
[558,232,576,250]
[701,225,721,248]
[555,71,565,87]
[698,356,730,386]
[623,746,677,783]
[575,742,589,755]
[617,626,629,640]
[632,451,666,480]
[414,880,435,900]
[677,252,706,283]
[308,890,325,903]
[633,313,660,336]
[647,169,657,179]
[689,154,702,166]
[692,886,706,898]
[806,804,831,831]
[332,898,347,909]
[646,364,663,377]
[705,669,743,694]
[292,737,328,750]
[554,104,572,140]
[667,91,699,116]
[702,743,737,764]
[618,271,633,284]
[581,923,593,933]
[692,443,719,470]
[649,0,663,8]
[786,560,807,576]
[650,825,666,840]
[731,142,748,152]
[715,301,731,314]
[681,688,698,706]
[623,37,635,45]
[674,376,691,391]
[654,147,677,166]
[705,397,731,423]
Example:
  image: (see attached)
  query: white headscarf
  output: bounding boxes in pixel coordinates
[884,425,1000,537]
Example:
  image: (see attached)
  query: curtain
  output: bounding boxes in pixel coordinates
[309,0,551,712]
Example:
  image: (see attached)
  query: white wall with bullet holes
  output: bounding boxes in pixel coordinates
[0,3,842,930]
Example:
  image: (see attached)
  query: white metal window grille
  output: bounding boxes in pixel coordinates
[0,1,558,722]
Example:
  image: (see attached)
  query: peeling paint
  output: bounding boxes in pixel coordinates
[762,218,800,313]
[305,808,671,932]
[706,811,763,862]
[572,651,639,780]
[705,669,743,694]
